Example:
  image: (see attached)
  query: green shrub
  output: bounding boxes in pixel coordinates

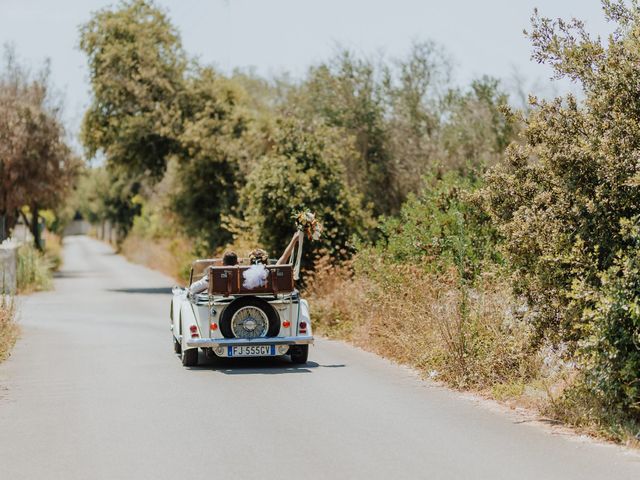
[242,118,372,271]
[307,172,533,391]
[16,244,52,293]
[376,172,500,284]
[44,234,63,272]
[571,218,640,424]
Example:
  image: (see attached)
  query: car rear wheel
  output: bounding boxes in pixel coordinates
[173,336,182,354]
[182,347,198,367]
[290,345,309,364]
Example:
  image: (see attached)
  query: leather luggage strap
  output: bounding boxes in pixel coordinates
[271,269,279,294]
[225,269,232,297]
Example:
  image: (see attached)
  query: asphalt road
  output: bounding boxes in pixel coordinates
[0,235,639,480]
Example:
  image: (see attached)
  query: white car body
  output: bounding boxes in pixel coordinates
[170,288,313,362]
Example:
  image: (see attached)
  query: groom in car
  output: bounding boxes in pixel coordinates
[188,250,238,294]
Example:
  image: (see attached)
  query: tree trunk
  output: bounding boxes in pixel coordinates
[0,213,5,243]
[1,209,18,241]
[31,205,42,251]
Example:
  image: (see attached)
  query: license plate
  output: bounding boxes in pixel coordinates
[228,345,276,357]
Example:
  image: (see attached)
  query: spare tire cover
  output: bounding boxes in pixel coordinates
[219,296,280,339]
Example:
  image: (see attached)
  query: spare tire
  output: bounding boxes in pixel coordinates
[220,296,280,339]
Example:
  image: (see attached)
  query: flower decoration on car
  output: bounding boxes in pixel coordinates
[293,209,323,241]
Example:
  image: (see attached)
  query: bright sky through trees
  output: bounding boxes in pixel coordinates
[0,0,611,146]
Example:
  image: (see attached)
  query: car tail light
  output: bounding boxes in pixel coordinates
[189,325,199,337]
[299,321,307,333]
[210,322,218,331]
[283,321,291,328]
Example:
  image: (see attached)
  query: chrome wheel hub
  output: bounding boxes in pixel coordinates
[231,306,269,339]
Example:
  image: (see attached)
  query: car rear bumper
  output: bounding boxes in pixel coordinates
[185,335,314,348]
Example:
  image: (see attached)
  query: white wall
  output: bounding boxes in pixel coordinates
[0,241,18,294]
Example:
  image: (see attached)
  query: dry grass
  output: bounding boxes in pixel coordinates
[43,232,63,272]
[16,243,53,294]
[121,234,194,284]
[306,256,540,391]
[15,234,62,294]
[0,298,18,363]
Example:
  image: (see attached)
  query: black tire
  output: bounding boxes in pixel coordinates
[182,347,198,367]
[219,296,280,339]
[290,345,309,364]
[173,336,182,354]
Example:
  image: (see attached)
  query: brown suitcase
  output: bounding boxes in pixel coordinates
[208,265,294,296]
[209,267,240,296]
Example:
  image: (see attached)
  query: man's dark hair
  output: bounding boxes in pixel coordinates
[222,250,238,266]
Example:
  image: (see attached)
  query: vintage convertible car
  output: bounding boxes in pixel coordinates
[170,237,313,367]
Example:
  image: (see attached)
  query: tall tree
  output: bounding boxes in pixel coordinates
[170,67,249,251]
[382,41,451,193]
[79,0,185,181]
[294,50,398,216]
[0,47,78,247]
[242,118,371,272]
[440,76,516,173]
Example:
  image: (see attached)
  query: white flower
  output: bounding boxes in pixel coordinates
[242,264,268,289]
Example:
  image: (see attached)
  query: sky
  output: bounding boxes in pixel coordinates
[0,0,614,152]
